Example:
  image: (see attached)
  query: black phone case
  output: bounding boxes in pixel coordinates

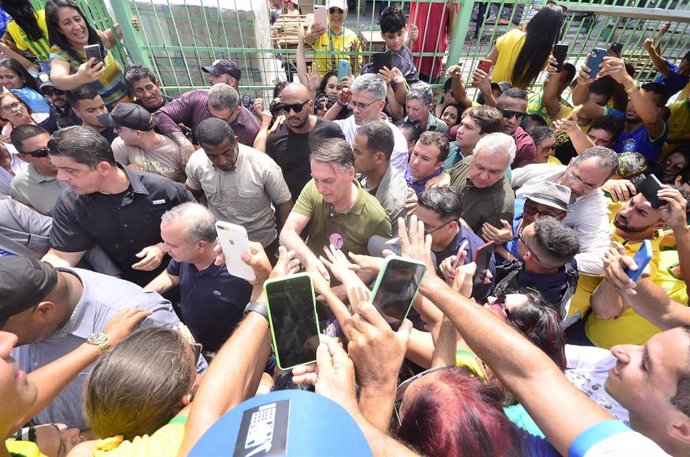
[372,52,392,73]
[635,175,663,208]
[553,44,568,72]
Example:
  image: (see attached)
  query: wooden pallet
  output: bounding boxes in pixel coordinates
[271,13,314,48]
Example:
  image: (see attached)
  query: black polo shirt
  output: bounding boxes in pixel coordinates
[50,165,194,286]
[167,259,252,352]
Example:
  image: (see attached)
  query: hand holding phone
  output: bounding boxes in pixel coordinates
[471,241,495,298]
[368,256,426,330]
[313,5,328,30]
[338,60,351,82]
[624,240,653,282]
[477,59,493,74]
[84,44,102,66]
[586,47,608,79]
[215,221,255,281]
[372,51,392,74]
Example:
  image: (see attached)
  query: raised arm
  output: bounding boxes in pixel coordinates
[642,38,671,78]
[448,65,472,111]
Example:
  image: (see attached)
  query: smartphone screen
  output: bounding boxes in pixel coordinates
[370,257,426,331]
[624,240,652,282]
[472,241,495,298]
[553,43,568,72]
[265,274,320,370]
[635,174,663,208]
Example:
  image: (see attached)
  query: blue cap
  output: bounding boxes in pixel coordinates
[190,390,373,457]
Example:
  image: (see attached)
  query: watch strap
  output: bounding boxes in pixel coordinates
[244,300,268,320]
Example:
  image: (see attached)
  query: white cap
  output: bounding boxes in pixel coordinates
[327,0,348,11]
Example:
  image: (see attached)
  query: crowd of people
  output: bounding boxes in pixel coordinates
[1,0,690,456]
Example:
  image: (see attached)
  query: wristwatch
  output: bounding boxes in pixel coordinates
[86,331,110,353]
[244,300,268,320]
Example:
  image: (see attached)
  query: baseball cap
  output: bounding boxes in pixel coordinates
[189,390,372,456]
[37,72,55,90]
[201,59,242,80]
[0,256,58,328]
[97,103,155,131]
[524,181,571,212]
[287,0,298,4]
[617,151,648,179]
[327,0,348,10]
[491,81,513,94]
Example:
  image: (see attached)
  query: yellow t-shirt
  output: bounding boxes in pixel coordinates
[5,439,47,457]
[94,417,185,457]
[6,10,50,62]
[661,98,690,157]
[312,27,362,77]
[656,250,688,305]
[547,155,562,165]
[491,28,525,86]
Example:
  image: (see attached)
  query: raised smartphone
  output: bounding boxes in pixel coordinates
[586,47,608,79]
[553,43,568,72]
[472,241,495,298]
[338,59,351,82]
[215,221,255,282]
[624,239,653,282]
[609,42,623,57]
[313,5,328,30]
[372,51,392,73]
[368,256,426,331]
[635,174,663,208]
[477,58,493,74]
[84,43,102,65]
[264,273,321,370]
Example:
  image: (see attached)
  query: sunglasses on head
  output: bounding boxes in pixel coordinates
[41,87,66,96]
[501,109,526,121]
[274,100,309,113]
[329,7,344,14]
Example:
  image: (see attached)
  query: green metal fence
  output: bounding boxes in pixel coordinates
[35,0,690,101]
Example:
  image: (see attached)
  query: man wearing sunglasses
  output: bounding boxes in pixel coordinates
[496,88,536,168]
[9,125,66,216]
[266,83,344,202]
[36,72,81,134]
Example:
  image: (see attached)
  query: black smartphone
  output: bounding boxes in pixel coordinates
[83,44,102,65]
[472,241,495,298]
[369,256,426,331]
[586,47,608,79]
[372,51,392,73]
[635,174,664,208]
[264,273,321,370]
[609,42,623,57]
[553,43,568,72]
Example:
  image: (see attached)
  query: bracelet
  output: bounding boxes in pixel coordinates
[625,82,641,95]
[244,300,268,320]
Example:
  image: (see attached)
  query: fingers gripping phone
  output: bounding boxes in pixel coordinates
[372,51,392,74]
[215,221,255,282]
[586,47,608,79]
[368,256,426,331]
[624,240,652,282]
[264,273,321,370]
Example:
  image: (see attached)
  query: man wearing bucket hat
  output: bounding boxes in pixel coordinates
[99,103,185,183]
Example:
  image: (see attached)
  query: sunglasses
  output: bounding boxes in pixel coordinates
[27,147,50,158]
[501,109,526,121]
[274,100,309,113]
[517,226,541,263]
[41,87,66,96]
[523,200,564,218]
[329,7,344,14]
[394,366,449,425]
[491,293,514,322]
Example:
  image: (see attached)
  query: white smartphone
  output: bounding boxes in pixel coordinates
[215,221,255,282]
[313,5,328,30]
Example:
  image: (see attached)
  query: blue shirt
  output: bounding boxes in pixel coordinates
[168,259,252,352]
[11,87,50,114]
[13,267,207,429]
[405,167,442,195]
[608,108,668,162]
[653,60,689,96]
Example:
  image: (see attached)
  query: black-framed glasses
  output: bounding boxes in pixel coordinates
[517,226,541,263]
[27,148,50,158]
[490,293,514,322]
[523,200,564,218]
[393,366,449,425]
[329,7,344,14]
[348,99,378,111]
[424,219,454,235]
[274,100,309,114]
[501,109,526,121]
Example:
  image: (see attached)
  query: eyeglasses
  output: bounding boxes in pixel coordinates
[501,109,526,121]
[329,7,344,14]
[567,168,596,192]
[41,87,66,97]
[348,99,378,111]
[274,100,309,113]
[424,219,454,235]
[540,143,557,152]
[26,148,50,158]
[517,226,541,263]
[394,366,449,425]
[523,200,564,218]
[1,102,23,113]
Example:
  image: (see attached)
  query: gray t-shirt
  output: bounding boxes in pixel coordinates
[112,135,186,182]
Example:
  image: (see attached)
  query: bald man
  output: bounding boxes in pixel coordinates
[265,83,345,201]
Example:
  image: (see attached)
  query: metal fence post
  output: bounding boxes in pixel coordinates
[446,0,477,73]
[110,0,153,68]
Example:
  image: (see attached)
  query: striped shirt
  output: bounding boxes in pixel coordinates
[6,9,50,63]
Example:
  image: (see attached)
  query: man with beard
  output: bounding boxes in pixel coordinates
[584,186,690,348]
[265,83,344,201]
[496,88,536,168]
[36,73,81,133]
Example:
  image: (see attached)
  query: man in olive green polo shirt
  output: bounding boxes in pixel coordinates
[280,138,392,280]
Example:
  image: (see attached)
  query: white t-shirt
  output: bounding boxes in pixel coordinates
[334,115,408,174]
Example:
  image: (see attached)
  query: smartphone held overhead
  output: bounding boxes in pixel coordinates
[368,256,426,331]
